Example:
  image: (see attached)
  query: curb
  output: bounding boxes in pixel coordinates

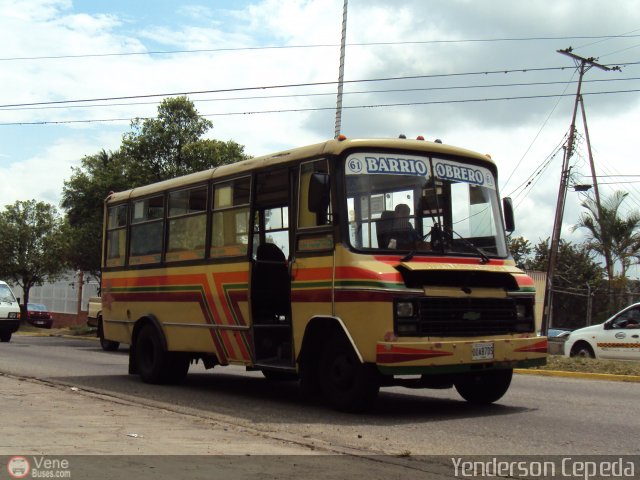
[515,368,640,383]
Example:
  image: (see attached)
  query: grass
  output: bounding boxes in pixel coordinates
[17,324,96,337]
[532,355,640,377]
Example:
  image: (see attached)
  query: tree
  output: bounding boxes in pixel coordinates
[0,200,69,314]
[61,97,249,276]
[61,149,130,279]
[120,96,247,183]
[575,191,640,280]
[529,238,605,329]
[508,236,533,269]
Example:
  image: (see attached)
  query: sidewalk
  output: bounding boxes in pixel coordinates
[1,373,444,480]
[0,373,313,456]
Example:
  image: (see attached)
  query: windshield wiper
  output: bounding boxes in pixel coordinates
[400,223,444,262]
[400,223,490,264]
[448,228,490,264]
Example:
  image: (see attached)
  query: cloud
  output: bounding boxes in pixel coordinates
[0,0,638,266]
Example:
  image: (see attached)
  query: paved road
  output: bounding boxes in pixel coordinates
[2,335,640,458]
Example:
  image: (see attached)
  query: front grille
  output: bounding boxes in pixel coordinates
[400,297,533,337]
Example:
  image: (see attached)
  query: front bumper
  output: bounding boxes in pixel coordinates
[29,319,53,328]
[0,319,21,334]
[375,336,547,375]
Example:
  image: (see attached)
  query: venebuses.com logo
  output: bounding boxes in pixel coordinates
[6,456,71,479]
[6,456,30,479]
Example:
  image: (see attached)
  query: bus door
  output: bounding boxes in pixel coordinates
[250,167,294,368]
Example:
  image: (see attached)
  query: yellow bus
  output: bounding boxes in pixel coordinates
[101,136,546,412]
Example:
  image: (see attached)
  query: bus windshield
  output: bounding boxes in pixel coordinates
[345,151,508,259]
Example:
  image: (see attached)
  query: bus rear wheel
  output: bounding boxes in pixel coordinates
[454,369,513,405]
[135,324,189,384]
[318,335,380,413]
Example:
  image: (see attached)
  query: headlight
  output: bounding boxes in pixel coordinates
[396,301,415,318]
[8,312,18,319]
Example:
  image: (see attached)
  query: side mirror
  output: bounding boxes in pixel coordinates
[308,172,330,214]
[503,197,515,233]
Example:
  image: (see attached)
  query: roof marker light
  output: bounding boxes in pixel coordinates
[416,135,425,140]
[337,134,347,141]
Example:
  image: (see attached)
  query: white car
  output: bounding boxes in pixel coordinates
[564,303,640,360]
[0,281,21,343]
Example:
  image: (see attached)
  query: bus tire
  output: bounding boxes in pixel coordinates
[0,332,11,342]
[299,358,322,399]
[318,334,380,413]
[262,370,299,382]
[135,324,189,384]
[98,317,120,351]
[454,369,513,405]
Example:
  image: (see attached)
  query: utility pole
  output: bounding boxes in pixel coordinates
[541,48,619,335]
[579,95,613,283]
[334,0,348,138]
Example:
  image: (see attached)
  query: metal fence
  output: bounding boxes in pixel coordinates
[10,272,99,315]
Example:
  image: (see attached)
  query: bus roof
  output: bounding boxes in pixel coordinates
[106,137,495,204]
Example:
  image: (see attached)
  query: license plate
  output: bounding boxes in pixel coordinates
[472,342,494,360]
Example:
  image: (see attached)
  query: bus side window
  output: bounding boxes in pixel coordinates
[105,204,128,267]
[166,185,207,262]
[129,196,164,265]
[211,177,251,258]
[299,159,330,228]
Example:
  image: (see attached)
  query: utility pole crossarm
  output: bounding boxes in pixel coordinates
[556,48,622,72]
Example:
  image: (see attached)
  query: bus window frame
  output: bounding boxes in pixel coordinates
[128,194,166,266]
[210,175,252,260]
[105,203,129,268]
[295,158,335,256]
[165,183,209,263]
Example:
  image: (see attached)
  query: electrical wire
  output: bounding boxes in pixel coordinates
[2,34,640,62]
[3,76,639,113]
[2,89,639,126]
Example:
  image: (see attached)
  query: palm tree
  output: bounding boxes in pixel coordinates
[575,190,640,285]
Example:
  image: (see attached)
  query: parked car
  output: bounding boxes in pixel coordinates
[26,303,54,329]
[87,296,101,328]
[547,328,572,338]
[88,296,119,351]
[0,280,21,342]
[564,302,640,360]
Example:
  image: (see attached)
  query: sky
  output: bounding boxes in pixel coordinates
[1,0,639,275]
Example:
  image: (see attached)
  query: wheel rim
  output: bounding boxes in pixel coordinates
[328,351,357,391]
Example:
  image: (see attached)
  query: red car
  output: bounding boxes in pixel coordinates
[27,303,54,329]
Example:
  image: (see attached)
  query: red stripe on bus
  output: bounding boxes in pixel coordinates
[110,291,232,363]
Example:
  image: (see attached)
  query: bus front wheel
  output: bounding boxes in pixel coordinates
[135,324,189,384]
[454,369,513,404]
[318,335,380,413]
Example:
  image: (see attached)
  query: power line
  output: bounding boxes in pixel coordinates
[3,76,639,113]
[2,62,635,110]
[2,88,638,127]
[0,65,584,109]
[3,34,640,62]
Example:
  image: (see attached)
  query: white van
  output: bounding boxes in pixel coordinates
[0,280,21,342]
